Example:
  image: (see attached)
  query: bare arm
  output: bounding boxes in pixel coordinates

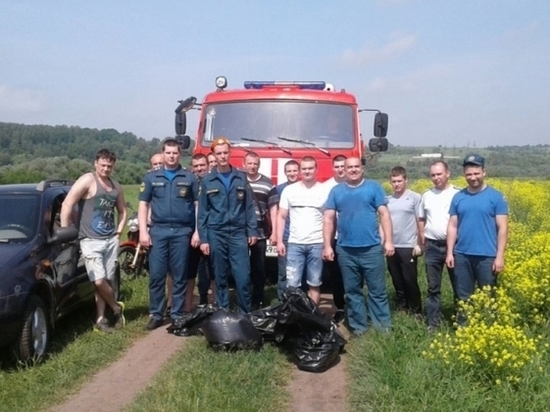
[269,204,278,245]
[191,201,200,247]
[446,215,458,268]
[323,209,336,261]
[60,173,93,227]
[114,183,127,235]
[493,214,508,273]
[378,205,394,257]
[138,200,151,247]
[323,209,336,248]
[418,217,426,247]
[276,207,288,256]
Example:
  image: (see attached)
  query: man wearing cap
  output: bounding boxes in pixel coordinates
[446,154,508,323]
[138,138,199,330]
[198,137,258,313]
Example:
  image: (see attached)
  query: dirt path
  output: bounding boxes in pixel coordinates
[50,293,349,412]
[50,324,187,412]
[287,294,349,412]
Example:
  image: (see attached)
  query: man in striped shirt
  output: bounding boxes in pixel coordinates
[243,152,278,309]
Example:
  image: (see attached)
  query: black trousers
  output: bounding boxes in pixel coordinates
[324,239,345,309]
[386,247,421,314]
[249,239,267,306]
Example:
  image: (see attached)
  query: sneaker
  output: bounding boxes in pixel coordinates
[145,318,164,331]
[332,309,346,324]
[113,302,126,329]
[94,318,115,334]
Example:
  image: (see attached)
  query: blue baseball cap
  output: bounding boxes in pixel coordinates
[462,153,485,167]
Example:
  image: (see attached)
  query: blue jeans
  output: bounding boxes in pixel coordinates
[148,226,191,321]
[208,230,251,313]
[286,243,323,287]
[454,253,496,302]
[336,244,391,334]
[425,239,456,327]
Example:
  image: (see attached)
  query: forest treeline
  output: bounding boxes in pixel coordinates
[0,122,177,184]
[0,122,549,184]
[367,143,550,180]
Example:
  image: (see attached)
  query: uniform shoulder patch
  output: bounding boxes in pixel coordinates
[139,182,146,192]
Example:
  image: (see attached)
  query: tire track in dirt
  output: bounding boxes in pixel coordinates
[50,325,187,412]
[287,294,349,412]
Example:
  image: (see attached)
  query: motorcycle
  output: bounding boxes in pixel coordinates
[118,202,149,281]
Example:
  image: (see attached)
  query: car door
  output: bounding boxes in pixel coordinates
[47,191,93,318]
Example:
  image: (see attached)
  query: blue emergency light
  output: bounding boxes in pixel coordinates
[243,81,327,90]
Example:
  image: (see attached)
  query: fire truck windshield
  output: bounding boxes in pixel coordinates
[201,101,354,149]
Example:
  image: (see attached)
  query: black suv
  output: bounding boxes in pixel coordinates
[0,179,119,361]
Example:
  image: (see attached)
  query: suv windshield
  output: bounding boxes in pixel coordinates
[0,194,40,242]
[201,101,355,149]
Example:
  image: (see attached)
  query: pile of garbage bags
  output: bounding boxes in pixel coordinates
[169,287,347,373]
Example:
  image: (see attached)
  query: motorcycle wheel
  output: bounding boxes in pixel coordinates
[118,245,139,281]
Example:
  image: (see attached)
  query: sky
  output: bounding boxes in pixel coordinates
[1,0,549,147]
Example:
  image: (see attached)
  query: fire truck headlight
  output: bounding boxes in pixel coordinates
[215,76,228,90]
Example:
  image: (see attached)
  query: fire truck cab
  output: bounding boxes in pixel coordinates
[175,76,389,185]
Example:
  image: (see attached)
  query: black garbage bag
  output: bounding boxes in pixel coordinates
[278,287,332,333]
[201,309,263,351]
[248,303,286,342]
[169,304,218,336]
[294,325,347,373]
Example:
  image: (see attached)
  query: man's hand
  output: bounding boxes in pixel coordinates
[269,232,277,246]
[383,240,395,257]
[200,243,210,255]
[323,245,334,261]
[191,231,200,248]
[445,253,454,268]
[277,243,286,257]
[139,232,152,248]
[248,236,257,246]
[493,256,505,274]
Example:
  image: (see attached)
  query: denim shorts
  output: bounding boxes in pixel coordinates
[80,236,119,282]
[286,243,323,287]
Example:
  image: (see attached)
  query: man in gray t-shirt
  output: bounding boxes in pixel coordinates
[385,166,422,315]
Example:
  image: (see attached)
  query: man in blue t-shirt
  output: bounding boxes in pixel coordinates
[323,157,394,335]
[446,154,508,322]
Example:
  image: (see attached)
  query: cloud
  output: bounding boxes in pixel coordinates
[0,85,45,113]
[341,34,417,67]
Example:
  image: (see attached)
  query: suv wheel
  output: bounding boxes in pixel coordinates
[16,295,50,361]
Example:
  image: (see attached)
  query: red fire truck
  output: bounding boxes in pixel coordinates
[174,77,389,262]
[175,76,389,185]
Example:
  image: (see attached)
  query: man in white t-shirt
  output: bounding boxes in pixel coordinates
[277,156,325,305]
[322,155,347,322]
[418,161,460,331]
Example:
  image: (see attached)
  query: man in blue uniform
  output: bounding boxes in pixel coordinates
[138,138,199,330]
[198,137,258,313]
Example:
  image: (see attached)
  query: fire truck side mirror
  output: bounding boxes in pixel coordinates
[175,112,186,136]
[175,135,191,150]
[373,113,389,138]
[368,138,389,152]
[174,96,197,136]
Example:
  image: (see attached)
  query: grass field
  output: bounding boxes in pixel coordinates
[0,276,151,411]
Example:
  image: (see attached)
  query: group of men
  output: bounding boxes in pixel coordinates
[61,138,508,335]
